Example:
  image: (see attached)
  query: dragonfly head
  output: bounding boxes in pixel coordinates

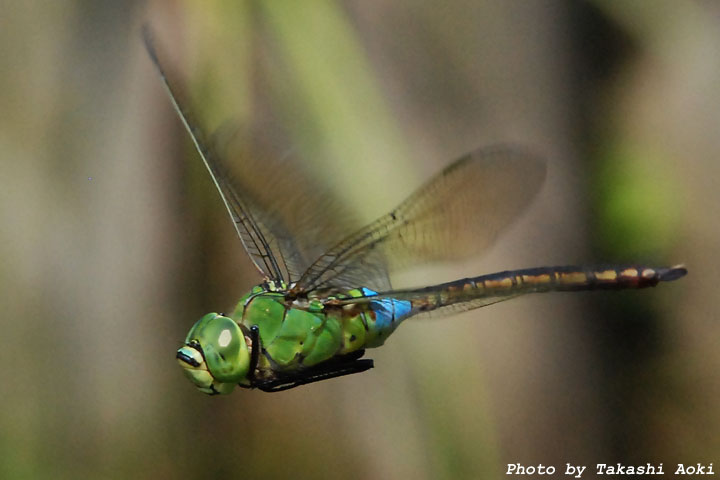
[176,313,250,395]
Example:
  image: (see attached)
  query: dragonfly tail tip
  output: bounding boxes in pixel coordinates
[659,264,688,282]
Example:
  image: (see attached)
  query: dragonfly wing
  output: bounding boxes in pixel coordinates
[295,146,546,292]
[208,122,375,285]
[144,27,301,283]
[398,295,522,320]
[383,291,522,321]
[329,284,521,320]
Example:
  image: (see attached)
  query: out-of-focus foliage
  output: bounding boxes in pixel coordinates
[0,1,717,478]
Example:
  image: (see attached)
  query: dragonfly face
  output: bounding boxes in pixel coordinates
[176,313,250,395]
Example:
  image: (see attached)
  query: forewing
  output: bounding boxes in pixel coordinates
[143,27,290,282]
[207,123,367,284]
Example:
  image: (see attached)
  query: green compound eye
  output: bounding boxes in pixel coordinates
[186,313,249,384]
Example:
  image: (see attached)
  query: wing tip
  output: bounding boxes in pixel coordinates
[140,23,159,63]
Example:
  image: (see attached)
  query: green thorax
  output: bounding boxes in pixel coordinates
[230,283,398,376]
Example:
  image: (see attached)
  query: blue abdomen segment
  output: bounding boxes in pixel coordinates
[361,287,412,331]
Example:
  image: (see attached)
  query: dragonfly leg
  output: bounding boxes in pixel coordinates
[255,352,374,392]
[246,325,261,382]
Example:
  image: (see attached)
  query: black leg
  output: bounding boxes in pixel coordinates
[247,325,260,382]
[256,358,374,392]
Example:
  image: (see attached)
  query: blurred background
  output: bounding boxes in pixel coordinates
[1,1,718,478]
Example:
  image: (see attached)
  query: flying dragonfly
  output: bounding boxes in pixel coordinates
[143,27,687,394]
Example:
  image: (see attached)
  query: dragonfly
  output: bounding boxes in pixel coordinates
[143,27,687,395]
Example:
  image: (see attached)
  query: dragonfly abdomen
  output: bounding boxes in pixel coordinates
[391,264,687,318]
[474,265,687,292]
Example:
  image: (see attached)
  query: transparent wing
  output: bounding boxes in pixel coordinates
[326,276,524,321]
[207,122,367,284]
[145,27,373,286]
[145,26,546,292]
[294,147,547,292]
[143,26,291,283]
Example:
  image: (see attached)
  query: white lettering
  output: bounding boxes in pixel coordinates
[564,464,586,478]
[676,463,713,475]
[597,463,665,475]
[506,464,554,475]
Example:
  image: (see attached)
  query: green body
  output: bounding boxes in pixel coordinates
[178,283,403,395]
[232,286,390,378]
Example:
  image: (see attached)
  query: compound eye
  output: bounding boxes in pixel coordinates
[208,317,240,357]
[201,316,247,383]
